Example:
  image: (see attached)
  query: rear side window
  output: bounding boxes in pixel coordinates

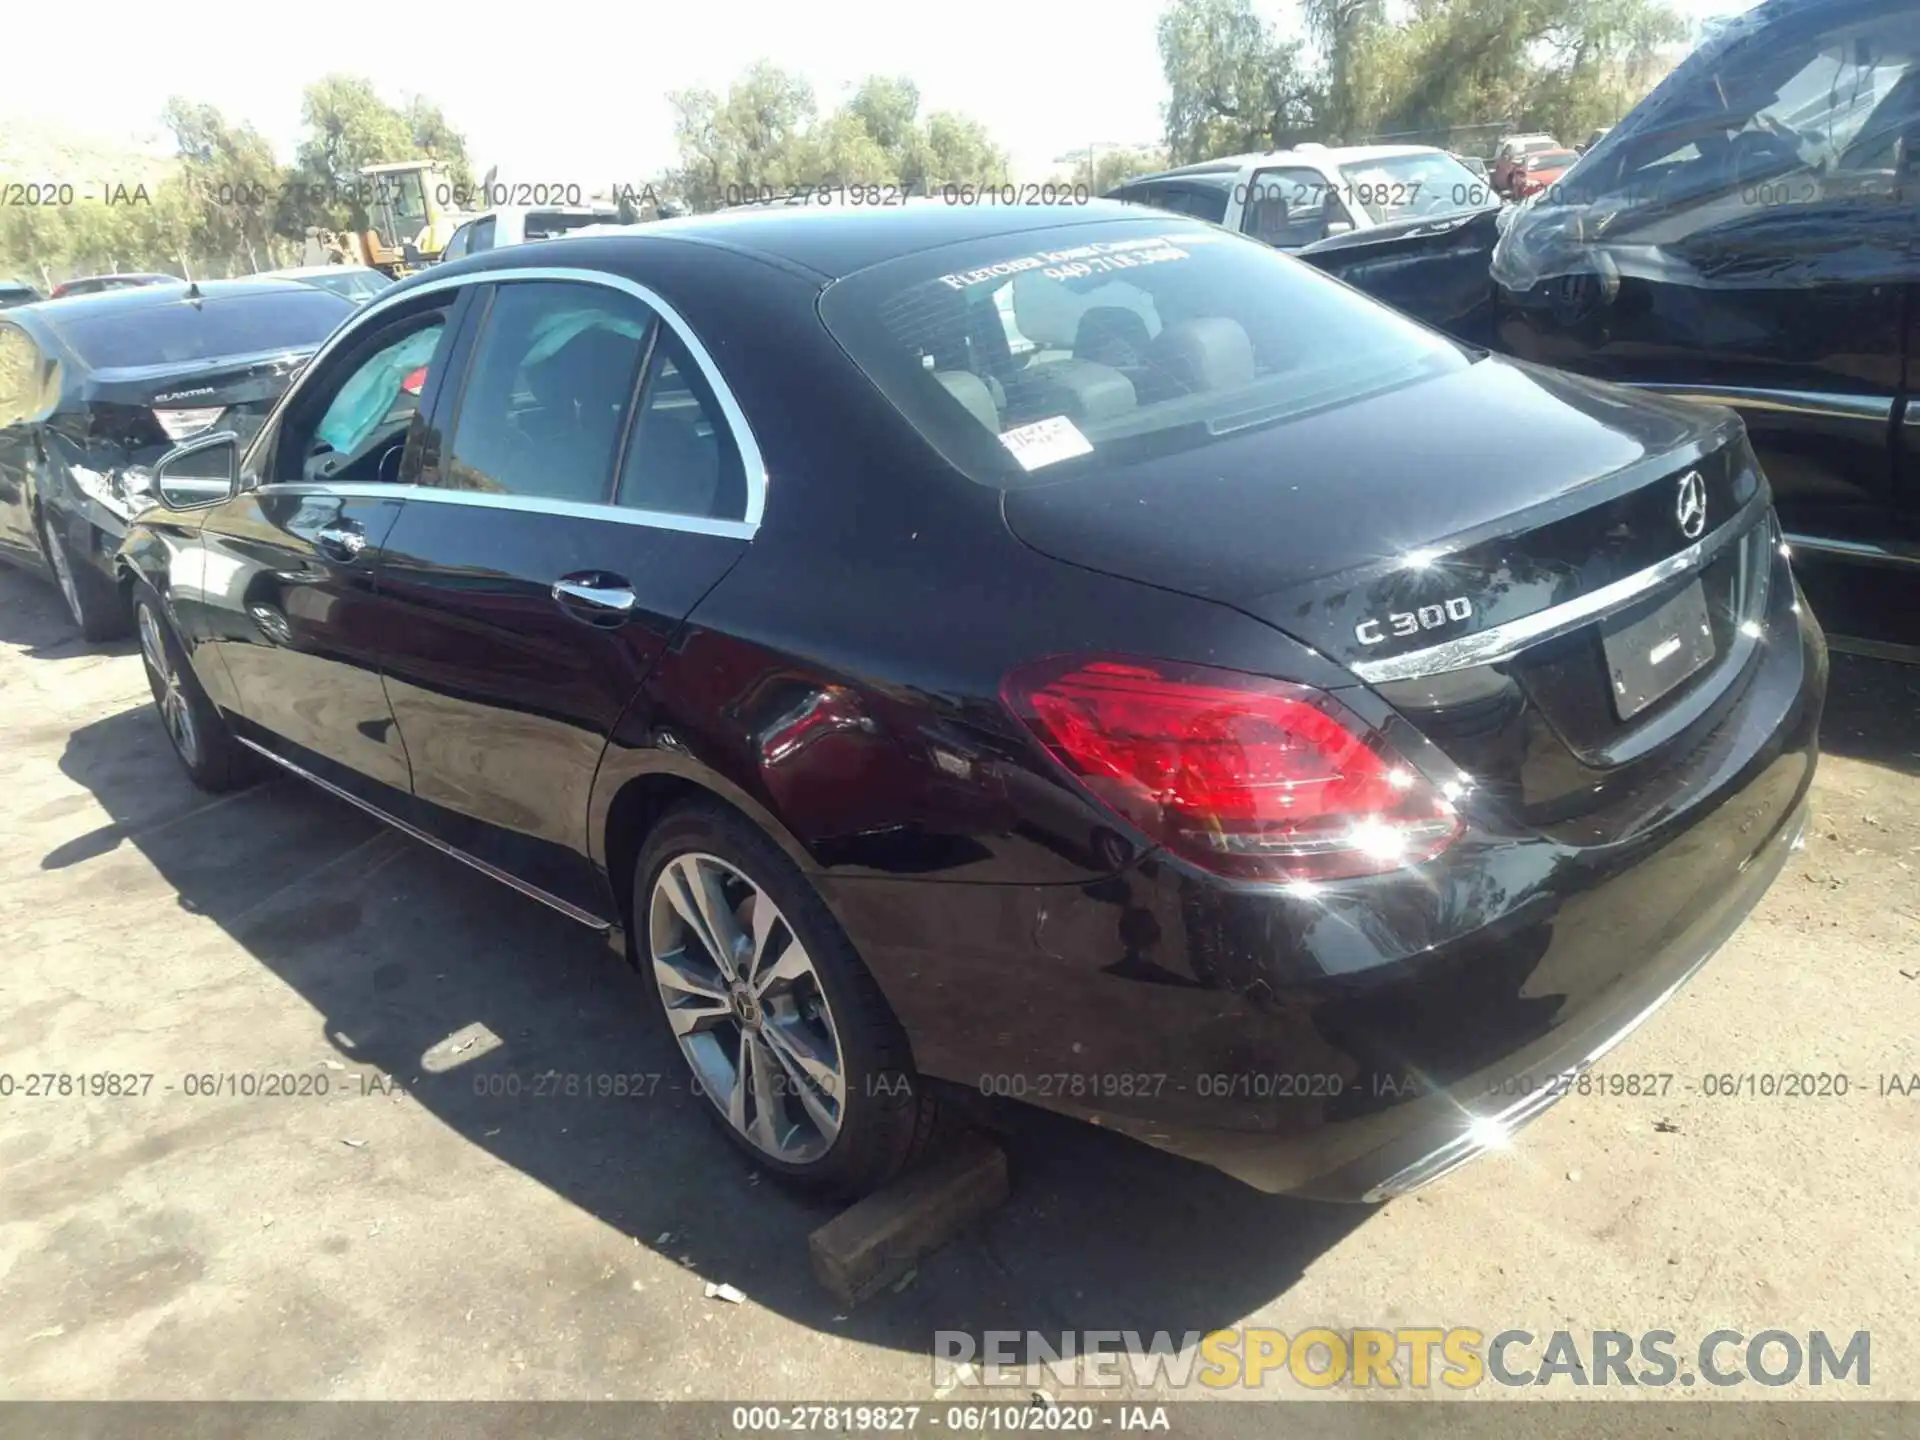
[469,217,497,252]
[441,280,652,503]
[442,223,473,262]
[52,289,352,369]
[615,329,747,521]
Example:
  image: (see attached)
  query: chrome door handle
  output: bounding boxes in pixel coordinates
[552,576,637,615]
[315,523,366,560]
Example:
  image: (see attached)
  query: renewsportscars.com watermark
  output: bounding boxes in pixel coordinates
[933,1328,1871,1391]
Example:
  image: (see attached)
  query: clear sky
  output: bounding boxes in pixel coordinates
[1,0,1758,184]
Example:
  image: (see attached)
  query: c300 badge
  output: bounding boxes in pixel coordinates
[1356,596,1474,646]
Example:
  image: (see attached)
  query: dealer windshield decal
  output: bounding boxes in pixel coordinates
[999,416,1093,471]
[936,234,1209,291]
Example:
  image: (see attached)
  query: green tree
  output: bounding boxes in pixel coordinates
[668,62,1008,206]
[1302,0,1386,141]
[1054,146,1168,194]
[1156,0,1686,164]
[161,98,288,273]
[279,75,475,239]
[404,96,477,195]
[912,111,1009,187]
[1157,0,1319,162]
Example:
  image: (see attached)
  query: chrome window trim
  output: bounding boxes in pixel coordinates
[252,262,768,531]
[1627,382,1893,424]
[234,736,613,933]
[1782,531,1920,573]
[1350,502,1760,685]
[250,480,757,541]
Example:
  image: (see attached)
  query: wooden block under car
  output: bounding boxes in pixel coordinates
[808,1132,1010,1306]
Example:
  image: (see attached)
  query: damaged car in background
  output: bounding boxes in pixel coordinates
[1109,145,1509,345]
[0,277,354,639]
[1491,0,1920,655]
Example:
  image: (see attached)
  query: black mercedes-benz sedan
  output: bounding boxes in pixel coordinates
[118,203,1825,1202]
[0,278,355,639]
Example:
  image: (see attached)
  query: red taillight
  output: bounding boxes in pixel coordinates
[1002,656,1460,881]
[153,405,226,442]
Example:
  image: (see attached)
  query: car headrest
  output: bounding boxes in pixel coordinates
[529,325,638,414]
[1007,358,1137,427]
[1073,306,1153,367]
[1145,318,1256,394]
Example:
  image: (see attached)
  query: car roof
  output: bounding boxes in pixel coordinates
[40,277,316,310]
[1125,143,1446,185]
[259,264,382,279]
[17,278,329,341]
[57,273,177,286]
[469,205,621,222]
[428,198,1175,282]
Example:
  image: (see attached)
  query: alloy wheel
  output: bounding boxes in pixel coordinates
[648,852,845,1163]
[44,527,85,630]
[138,604,199,766]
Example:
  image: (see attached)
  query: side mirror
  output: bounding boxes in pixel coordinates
[1324,220,1354,237]
[155,431,240,509]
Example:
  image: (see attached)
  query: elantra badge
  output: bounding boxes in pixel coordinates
[1676,470,1707,540]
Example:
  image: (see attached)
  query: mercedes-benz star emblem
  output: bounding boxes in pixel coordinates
[1676,470,1707,540]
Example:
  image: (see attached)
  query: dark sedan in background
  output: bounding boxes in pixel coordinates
[0,278,355,638]
[0,279,44,310]
[48,273,178,299]
[122,205,1821,1203]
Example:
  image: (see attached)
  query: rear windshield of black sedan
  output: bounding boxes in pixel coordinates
[50,288,352,370]
[819,218,1471,486]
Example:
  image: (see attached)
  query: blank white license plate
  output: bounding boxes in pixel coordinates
[1601,580,1715,721]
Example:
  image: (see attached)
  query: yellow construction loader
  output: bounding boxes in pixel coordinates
[352,161,470,277]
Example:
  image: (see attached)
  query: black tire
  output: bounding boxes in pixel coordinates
[634,800,939,1198]
[38,513,131,643]
[133,587,262,793]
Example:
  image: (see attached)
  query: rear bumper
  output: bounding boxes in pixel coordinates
[1274,794,1804,1202]
[824,574,1826,1201]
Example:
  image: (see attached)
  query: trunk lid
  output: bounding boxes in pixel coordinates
[79,347,313,461]
[1002,354,1777,828]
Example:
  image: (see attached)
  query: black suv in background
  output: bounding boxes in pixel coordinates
[1493,0,1919,654]
[0,279,355,638]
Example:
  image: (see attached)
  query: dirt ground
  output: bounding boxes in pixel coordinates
[0,560,1916,1408]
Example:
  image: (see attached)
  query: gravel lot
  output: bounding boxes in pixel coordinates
[1,560,1915,1407]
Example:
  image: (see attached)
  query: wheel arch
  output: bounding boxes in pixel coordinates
[593,758,823,962]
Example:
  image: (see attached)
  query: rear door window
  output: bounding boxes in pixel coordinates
[439,280,653,503]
